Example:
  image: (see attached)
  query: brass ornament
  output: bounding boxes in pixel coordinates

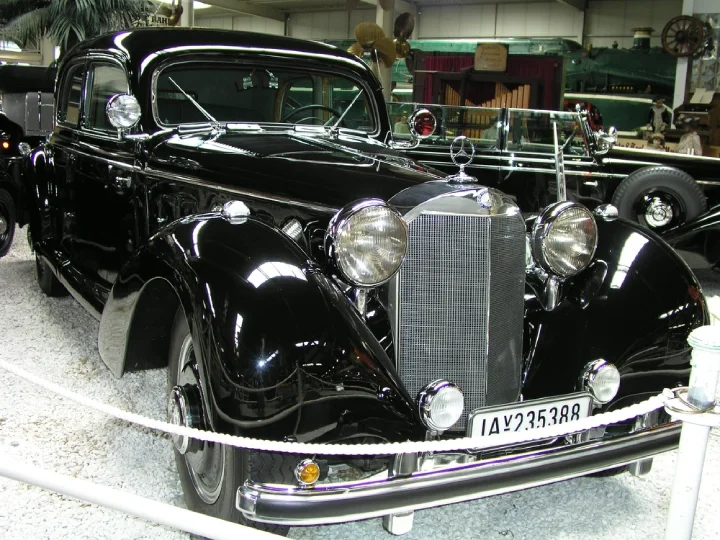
[394,38,411,59]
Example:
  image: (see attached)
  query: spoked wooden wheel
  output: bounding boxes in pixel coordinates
[662,16,705,57]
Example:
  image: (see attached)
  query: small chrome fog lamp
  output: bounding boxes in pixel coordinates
[325,199,408,287]
[582,359,620,404]
[531,201,598,277]
[418,380,464,432]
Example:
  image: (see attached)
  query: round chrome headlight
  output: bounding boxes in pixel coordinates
[531,201,598,277]
[325,199,408,287]
[582,359,620,404]
[418,380,464,432]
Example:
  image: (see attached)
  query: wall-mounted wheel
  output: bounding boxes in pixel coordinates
[167,307,294,537]
[611,166,706,232]
[0,188,16,257]
[662,16,705,57]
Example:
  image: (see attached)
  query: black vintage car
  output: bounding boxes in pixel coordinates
[0,65,56,256]
[390,102,718,232]
[24,28,707,536]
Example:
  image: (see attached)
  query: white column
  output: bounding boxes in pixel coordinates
[376,1,394,101]
[40,37,56,66]
[673,0,695,110]
[181,0,195,28]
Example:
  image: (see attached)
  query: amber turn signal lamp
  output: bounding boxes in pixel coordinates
[294,459,321,487]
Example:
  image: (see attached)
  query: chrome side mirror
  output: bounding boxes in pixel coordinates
[594,126,617,155]
[18,142,32,157]
[106,94,142,140]
[408,109,436,139]
[388,108,437,150]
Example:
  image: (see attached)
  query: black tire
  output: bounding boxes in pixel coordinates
[0,188,16,257]
[611,166,706,231]
[167,307,293,537]
[35,254,68,297]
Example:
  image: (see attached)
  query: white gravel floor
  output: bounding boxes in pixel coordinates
[1,226,719,540]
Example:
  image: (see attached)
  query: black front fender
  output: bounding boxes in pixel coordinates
[523,216,708,408]
[99,214,420,443]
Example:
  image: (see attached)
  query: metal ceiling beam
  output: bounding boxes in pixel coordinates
[198,0,284,21]
[556,0,586,10]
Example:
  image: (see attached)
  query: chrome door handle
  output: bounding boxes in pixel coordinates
[113,174,132,189]
[108,164,132,189]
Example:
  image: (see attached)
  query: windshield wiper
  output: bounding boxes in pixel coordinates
[331,89,364,129]
[168,77,222,132]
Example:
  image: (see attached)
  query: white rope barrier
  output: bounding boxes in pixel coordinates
[0,458,281,540]
[0,358,669,455]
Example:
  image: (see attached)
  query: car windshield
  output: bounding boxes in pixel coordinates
[155,61,377,133]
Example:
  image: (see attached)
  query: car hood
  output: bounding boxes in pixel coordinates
[148,130,445,211]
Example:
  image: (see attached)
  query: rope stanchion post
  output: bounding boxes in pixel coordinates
[665,325,720,540]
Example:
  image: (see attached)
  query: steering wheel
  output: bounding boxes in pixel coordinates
[281,104,346,127]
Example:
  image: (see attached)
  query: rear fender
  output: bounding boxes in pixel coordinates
[99,214,420,442]
[522,216,708,408]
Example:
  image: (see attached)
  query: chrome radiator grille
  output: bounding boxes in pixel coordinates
[396,212,526,430]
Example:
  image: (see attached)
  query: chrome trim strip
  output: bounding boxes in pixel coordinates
[236,423,680,525]
[145,167,340,214]
[53,143,138,172]
[416,160,625,179]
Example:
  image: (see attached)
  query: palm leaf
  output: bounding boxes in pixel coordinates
[0,0,50,24]
[1,7,51,47]
[1,0,156,57]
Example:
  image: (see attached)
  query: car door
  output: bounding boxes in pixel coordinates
[501,108,601,212]
[71,59,142,287]
[44,58,87,254]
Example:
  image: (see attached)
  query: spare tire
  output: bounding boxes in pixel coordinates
[611,166,706,231]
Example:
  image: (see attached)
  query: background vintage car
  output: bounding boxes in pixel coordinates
[390,102,719,233]
[0,65,56,257]
[21,27,709,536]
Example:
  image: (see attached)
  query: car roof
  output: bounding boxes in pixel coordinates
[67,27,366,70]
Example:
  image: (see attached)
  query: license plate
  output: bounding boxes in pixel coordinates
[467,393,593,438]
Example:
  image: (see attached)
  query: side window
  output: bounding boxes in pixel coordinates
[57,64,86,127]
[85,63,130,132]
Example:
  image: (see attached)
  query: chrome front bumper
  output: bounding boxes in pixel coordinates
[237,423,680,526]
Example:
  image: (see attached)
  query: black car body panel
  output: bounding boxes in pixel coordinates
[22,28,710,530]
[664,204,720,271]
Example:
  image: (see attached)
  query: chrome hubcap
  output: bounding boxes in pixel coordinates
[167,385,203,455]
[644,197,673,228]
[0,215,7,236]
[172,333,225,504]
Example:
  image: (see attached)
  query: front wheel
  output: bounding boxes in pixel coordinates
[611,166,706,232]
[0,188,16,257]
[167,307,293,536]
